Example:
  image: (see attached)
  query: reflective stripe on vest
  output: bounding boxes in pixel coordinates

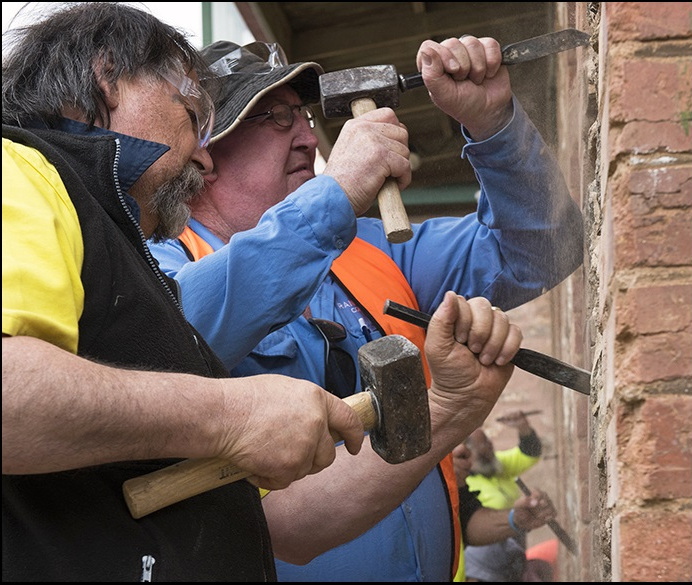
[177,229,461,579]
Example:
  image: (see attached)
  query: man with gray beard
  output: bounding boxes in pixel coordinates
[463,411,545,582]
[2,3,369,580]
[467,427,507,477]
[464,412,543,506]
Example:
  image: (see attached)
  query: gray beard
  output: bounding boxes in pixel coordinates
[472,456,504,478]
[148,164,204,242]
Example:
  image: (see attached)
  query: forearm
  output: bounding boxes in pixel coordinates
[465,507,518,546]
[379,102,583,315]
[264,392,497,563]
[2,335,225,474]
[464,99,583,299]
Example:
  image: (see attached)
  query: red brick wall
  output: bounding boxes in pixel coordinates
[556,3,692,581]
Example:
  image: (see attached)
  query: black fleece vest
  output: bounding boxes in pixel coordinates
[2,125,276,581]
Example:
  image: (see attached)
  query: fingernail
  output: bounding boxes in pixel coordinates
[421,53,431,66]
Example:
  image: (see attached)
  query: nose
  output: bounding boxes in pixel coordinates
[190,144,214,175]
[294,115,319,150]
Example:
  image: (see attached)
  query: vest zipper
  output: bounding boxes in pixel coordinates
[111,138,185,317]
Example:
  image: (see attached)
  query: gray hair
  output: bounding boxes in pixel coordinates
[2,2,211,129]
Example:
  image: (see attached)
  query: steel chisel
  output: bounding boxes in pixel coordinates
[383,300,591,395]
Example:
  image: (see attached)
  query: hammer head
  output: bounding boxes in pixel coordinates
[358,335,431,464]
[320,64,400,118]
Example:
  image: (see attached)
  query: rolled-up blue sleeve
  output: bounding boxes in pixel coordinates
[357,97,584,314]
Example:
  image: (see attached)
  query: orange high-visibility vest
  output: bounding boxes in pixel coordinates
[332,237,460,580]
[177,227,461,578]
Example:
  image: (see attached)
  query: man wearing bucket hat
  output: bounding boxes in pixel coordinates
[151,40,413,364]
[150,37,583,581]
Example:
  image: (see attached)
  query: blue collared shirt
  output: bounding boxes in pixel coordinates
[149,98,583,581]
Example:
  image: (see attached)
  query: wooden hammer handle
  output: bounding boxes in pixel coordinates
[123,392,378,519]
[350,97,413,243]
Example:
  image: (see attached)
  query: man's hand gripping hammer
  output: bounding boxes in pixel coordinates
[123,335,430,519]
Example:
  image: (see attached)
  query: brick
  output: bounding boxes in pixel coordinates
[611,165,692,265]
[610,60,691,122]
[617,510,692,581]
[611,165,692,267]
[628,166,692,208]
[618,331,692,383]
[612,121,692,156]
[607,3,692,41]
[617,284,692,335]
[614,204,692,267]
[617,396,692,499]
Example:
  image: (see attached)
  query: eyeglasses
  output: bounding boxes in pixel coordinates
[309,318,357,399]
[161,69,215,148]
[243,103,315,130]
[208,41,289,77]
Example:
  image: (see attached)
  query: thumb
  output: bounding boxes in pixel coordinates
[418,49,450,91]
[427,290,460,344]
[326,394,365,456]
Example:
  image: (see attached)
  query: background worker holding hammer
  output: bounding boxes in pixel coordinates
[149,35,584,581]
[452,429,556,582]
[462,411,549,582]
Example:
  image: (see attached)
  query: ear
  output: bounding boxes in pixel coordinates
[93,51,120,110]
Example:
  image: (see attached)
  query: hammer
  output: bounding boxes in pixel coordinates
[122,335,430,519]
[320,65,414,244]
[318,29,591,244]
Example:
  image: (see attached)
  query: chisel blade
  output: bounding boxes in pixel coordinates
[516,477,578,555]
[501,28,591,64]
[383,300,591,395]
[399,28,591,92]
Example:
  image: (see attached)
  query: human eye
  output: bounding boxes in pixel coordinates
[170,90,198,130]
[271,104,293,127]
[184,104,199,131]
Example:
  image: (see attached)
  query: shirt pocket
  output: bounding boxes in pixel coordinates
[250,328,299,359]
[230,328,309,381]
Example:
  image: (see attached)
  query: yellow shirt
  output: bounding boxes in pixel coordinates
[454,447,539,581]
[465,446,540,510]
[2,138,84,352]
[453,534,467,581]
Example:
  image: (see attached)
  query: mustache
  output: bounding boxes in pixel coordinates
[148,164,204,243]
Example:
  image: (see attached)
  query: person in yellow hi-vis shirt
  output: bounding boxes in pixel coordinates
[453,412,557,581]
